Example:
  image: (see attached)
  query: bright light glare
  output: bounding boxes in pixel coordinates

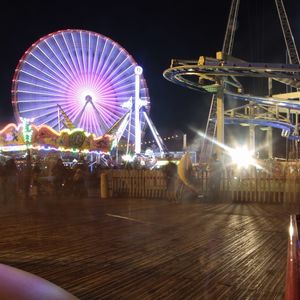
[229,146,255,168]
[289,222,294,240]
[122,154,134,162]
[140,99,149,107]
[192,128,264,171]
[289,216,294,242]
[121,97,132,109]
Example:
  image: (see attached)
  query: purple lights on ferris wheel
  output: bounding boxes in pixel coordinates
[12,29,150,137]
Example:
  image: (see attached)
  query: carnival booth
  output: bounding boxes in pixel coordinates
[0,122,111,152]
[0,121,112,171]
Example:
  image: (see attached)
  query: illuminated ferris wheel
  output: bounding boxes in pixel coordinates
[11,29,150,138]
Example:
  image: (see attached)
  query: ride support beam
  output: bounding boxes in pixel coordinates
[295,113,299,159]
[249,124,255,154]
[267,127,273,159]
[216,82,224,159]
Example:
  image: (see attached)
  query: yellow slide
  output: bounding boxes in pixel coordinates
[177,153,199,193]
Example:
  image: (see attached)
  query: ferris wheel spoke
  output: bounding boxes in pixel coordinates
[18,95,72,103]
[92,39,108,85]
[99,82,132,100]
[99,104,123,118]
[19,69,71,94]
[88,101,109,132]
[96,63,133,91]
[99,50,122,82]
[19,103,60,114]
[95,120,104,137]
[36,43,74,85]
[90,116,100,136]
[54,34,79,80]
[62,32,84,85]
[40,113,61,130]
[105,107,123,124]
[103,56,133,91]
[97,108,120,126]
[63,108,81,126]
[87,33,93,84]
[105,82,135,96]
[96,105,118,125]
[95,77,133,99]
[75,111,84,129]
[93,85,115,99]
[71,32,86,80]
[50,37,81,87]
[96,98,119,109]
[100,56,131,87]
[83,113,90,133]
[87,115,96,135]
[28,52,72,87]
[23,60,70,89]
[17,89,67,98]
[97,72,134,95]
[19,69,63,94]
[18,79,67,95]
[79,113,89,132]
[92,40,110,85]
[91,35,100,77]
[80,31,88,85]
[111,74,135,90]
[96,44,116,82]
[89,115,98,133]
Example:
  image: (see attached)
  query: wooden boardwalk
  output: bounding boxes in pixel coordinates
[0,195,298,299]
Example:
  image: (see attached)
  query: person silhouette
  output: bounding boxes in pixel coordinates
[207,153,223,200]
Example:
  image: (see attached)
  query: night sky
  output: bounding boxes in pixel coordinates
[0,0,299,147]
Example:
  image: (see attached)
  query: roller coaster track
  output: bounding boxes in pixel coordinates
[163,58,300,139]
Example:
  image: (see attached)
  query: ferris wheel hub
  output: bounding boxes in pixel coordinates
[85,95,93,103]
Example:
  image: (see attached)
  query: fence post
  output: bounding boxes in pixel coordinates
[100,172,108,199]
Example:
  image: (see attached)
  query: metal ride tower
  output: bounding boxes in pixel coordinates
[163,0,300,162]
[199,0,240,162]
[107,66,167,158]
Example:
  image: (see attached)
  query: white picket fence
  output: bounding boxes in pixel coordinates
[103,162,300,203]
[105,169,178,200]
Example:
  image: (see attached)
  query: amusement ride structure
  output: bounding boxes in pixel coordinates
[11,29,166,157]
[163,0,300,162]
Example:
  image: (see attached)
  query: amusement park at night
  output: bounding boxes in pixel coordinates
[1,0,300,299]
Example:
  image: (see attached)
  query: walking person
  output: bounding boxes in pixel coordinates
[207,153,223,200]
[0,163,5,202]
[23,154,32,201]
[72,168,85,199]
[52,158,66,199]
[30,162,41,200]
[4,157,18,202]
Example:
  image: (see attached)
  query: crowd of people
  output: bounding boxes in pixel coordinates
[0,155,100,202]
[0,151,231,203]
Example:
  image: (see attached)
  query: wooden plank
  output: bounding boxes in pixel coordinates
[0,197,297,299]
